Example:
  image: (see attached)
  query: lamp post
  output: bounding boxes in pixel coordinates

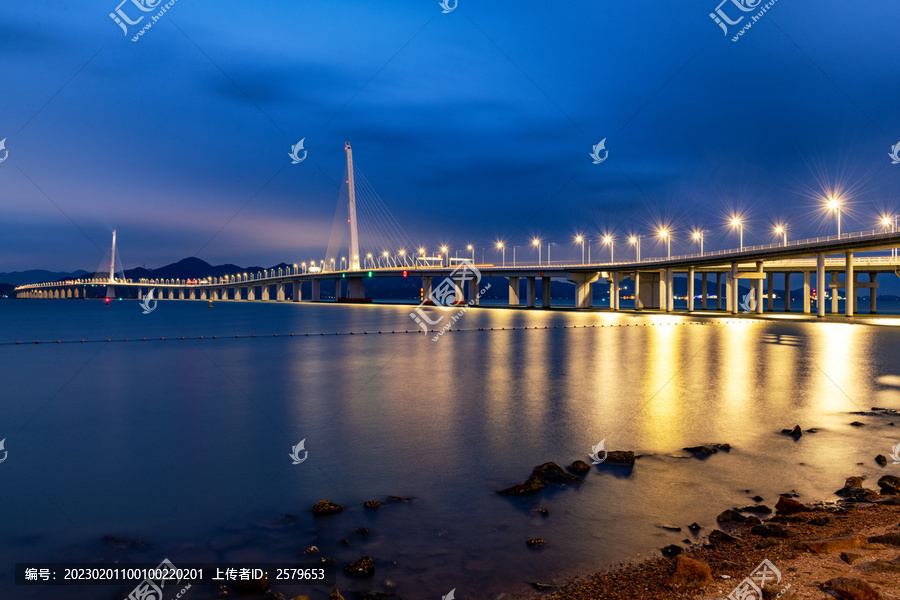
[330,258,335,272]
[467,245,474,263]
[441,246,448,268]
[497,242,505,267]
[533,238,541,266]
[576,235,584,265]
[603,235,614,263]
[775,225,787,246]
[731,217,743,249]
[630,236,641,261]
[692,230,704,256]
[547,242,553,265]
[513,246,517,266]
[658,229,670,258]
[366,253,372,269]
[827,198,842,237]
[882,216,897,259]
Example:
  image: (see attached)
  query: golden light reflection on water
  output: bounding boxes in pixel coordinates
[638,324,682,438]
[811,322,870,414]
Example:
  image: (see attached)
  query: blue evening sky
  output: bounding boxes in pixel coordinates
[0,0,898,271]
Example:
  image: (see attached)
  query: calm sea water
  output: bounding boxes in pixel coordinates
[3,298,900,599]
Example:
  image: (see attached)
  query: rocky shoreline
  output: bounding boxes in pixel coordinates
[532,475,900,600]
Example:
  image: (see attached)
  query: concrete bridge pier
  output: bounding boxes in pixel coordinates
[276,282,285,301]
[422,276,432,303]
[845,252,854,317]
[729,263,738,314]
[348,278,365,299]
[568,272,599,309]
[334,279,341,301]
[687,268,695,311]
[767,272,774,311]
[179,288,186,300]
[756,262,764,314]
[248,286,256,301]
[526,277,536,308]
[784,273,791,312]
[468,277,479,306]
[542,277,551,308]
[200,289,208,301]
[716,272,723,311]
[665,268,674,312]
[611,272,620,311]
[870,273,878,313]
[803,272,811,313]
[261,286,270,301]
[292,281,302,302]
[830,272,839,313]
[701,272,707,309]
[633,272,643,310]
[508,277,520,306]
[817,253,826,318]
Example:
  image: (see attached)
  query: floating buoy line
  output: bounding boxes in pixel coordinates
[0,320,760,346]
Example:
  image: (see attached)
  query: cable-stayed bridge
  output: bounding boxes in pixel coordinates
[13,143,900,318]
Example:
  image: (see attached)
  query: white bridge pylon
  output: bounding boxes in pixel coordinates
[346,142,361,271]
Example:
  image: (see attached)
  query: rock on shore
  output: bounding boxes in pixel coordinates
[499,462,582,495]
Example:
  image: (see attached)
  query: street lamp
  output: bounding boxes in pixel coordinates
[827,197,842,237]
[398,250,406,267]
[575,235,585,265]
[603,235,614,263]
[300,263,305,274]
[658,229,670,258]
[497,242,505,267]
[692,230,704,256]
[774,225,787,246]
[330,258,335,272]
[882,216,897,259]
[731,217,743,249]
[341,257,346,270]
[441,246,448,267]
[533,238,541,266]
[366,253,372,269]
[467,244,474,263]
[630,236,641,261]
